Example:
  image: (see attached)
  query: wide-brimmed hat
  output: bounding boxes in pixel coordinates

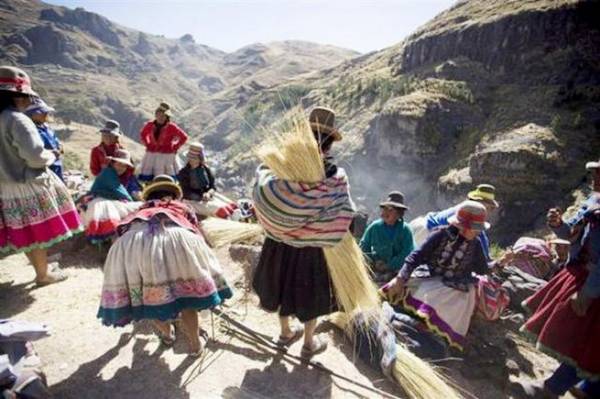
[379,191,409,210]
[448,200,490,232]
[585,158,600,170]
[106,149,134,168]
[0,66,38,96]
[548,238,570,246]
[99,119,122,137]
[187,142,204,160]
[155,102,173,117]
[142,175,182,201]
[468,184,499,208]
[309,106,342,142]
[24,98,55,116]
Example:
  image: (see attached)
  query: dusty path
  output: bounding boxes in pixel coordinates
[0,237,569,398]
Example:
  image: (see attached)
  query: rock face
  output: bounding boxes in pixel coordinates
[40,7,122,47]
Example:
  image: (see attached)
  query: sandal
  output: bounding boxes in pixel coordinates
[301,335,328,357]
[276,325,304,347]
[35,267,68,287]
[155,323,175,347]
[189,329,208,357]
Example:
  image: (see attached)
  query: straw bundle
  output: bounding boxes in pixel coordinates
[201,217,264,248]
[331,312,462,399]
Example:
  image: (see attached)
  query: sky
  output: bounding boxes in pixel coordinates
[46,0,456,53]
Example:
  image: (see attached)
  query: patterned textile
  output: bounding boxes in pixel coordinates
[139,152,181,182]
[508,237,556,279]
[0,172,82,253]
[252,165,354,248]
[98,221,232,326]
[475,275,510,321]
[184,193,238,219]
[81,198,143,243]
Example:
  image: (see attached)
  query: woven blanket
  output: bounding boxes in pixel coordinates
[252,165,354,247]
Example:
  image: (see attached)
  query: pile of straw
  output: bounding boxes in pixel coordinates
[255,114,462,399]
[201,217,264,248]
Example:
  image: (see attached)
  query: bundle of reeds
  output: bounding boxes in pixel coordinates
[201,217,264,248]
[255,114,462,399]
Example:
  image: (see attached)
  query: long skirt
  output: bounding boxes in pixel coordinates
[139,152,181,182]
[402,277,476,350]
[184,193,238,219]
[97,222,233,326]
[0,172,82,254]
[522,264,600,380]
[252,237,338,322]
[81,198,143,243]
[408,216,429,248]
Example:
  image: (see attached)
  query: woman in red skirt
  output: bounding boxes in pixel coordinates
[520,160,600,398]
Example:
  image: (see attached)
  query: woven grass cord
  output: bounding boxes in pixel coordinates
[201,217,264,248]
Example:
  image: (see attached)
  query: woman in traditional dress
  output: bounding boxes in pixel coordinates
[24,98,63,181]
[0,66,82,285]
[138,102,188,182]
[89,120,124,177]
[518,160,600,398]
[252,106,345,357]
[97,175,233,355]
[177,142,238,219]
[80,149,143,244]
[383,200,492,350]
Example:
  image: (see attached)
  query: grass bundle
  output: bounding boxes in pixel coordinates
[201,217,264,248]
[331,313,462,399]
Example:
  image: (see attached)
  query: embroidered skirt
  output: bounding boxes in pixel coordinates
[184,193,238,219]
[0,172,82,253]
[98,221,233,326]
[402,276,476,350]
[522,265,600,380]
[139,151,181,182]
[252,237,338,322]
[80,197,143,243]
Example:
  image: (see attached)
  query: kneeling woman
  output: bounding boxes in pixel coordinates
[97,175,233,355]
[383,200,491,350]
[80,149,143,243]
[177,142,237,219]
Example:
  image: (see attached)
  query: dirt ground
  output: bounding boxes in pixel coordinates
[0,236,571,399]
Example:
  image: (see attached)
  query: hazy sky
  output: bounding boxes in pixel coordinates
[46,0,456,53]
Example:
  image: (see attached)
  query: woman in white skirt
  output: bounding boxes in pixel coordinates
[138,102,188,182]
[382,201,492,350]
[177,142,238,219]
[80,149,143,243]
[0,66,82,285]
[97,175,233,355]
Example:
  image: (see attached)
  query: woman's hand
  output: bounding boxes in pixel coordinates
[570,291,591,316]
[380,277,406,304]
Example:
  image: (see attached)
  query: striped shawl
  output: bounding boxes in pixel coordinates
[252,165,354,247]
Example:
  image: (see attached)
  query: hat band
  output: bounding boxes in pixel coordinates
[469,190,496,201]
[0,77,32,92]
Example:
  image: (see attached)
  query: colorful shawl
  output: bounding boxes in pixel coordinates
[90,166,133,201]
[252,165,354,247]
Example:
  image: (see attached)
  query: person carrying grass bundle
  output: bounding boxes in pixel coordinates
[97,175,232,356]
[89,120,124,177]
[360,191,415,285]
[0,66,82,286]
[177,142,238,219]
[252,106,348,358]
[382,200,494,350]
[138,102,188,182]
[79,149,143,244]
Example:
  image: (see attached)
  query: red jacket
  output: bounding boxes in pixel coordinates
[90,143,122,176]
[139,121,188,153]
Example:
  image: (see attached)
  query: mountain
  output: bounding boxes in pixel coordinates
[0,0,357,137]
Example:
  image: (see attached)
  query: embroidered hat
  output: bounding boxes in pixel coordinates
[379,191,409,210]
[187,142,204,160]
[99,119,122,137]
[105,149,134,168]
[142,175,182,201]
[448,200,490,232]
[155,102,173,117]
[467,184,499,208]
[309,106,342,142]
[24,98,55,116]
[0,66,38,96]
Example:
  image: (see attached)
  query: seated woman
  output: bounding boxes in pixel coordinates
[177,142,237,219]
[89,120,124,177]
[80,149,143,243]
[97,175,233,356]
[383,200,492,350]
[360,191,415,285]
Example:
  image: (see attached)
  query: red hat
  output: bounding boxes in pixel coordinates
[448,200,490,232]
